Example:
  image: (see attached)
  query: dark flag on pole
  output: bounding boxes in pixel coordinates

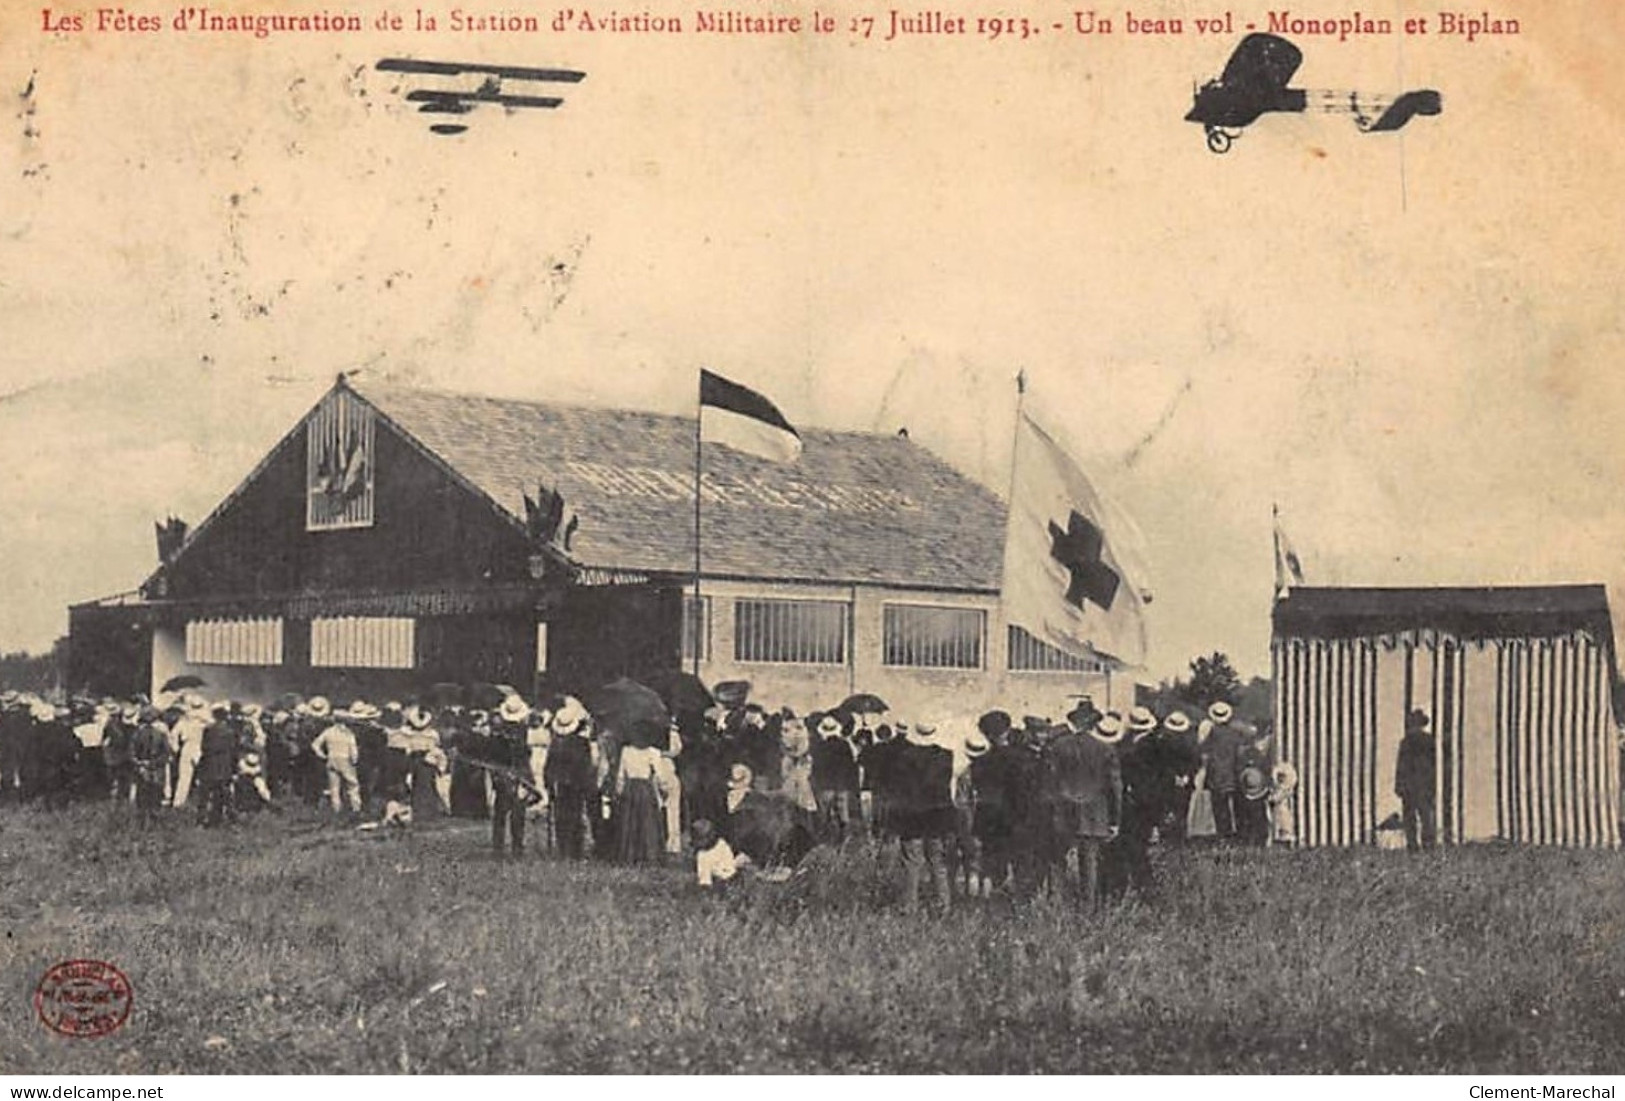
[699,369,802,463]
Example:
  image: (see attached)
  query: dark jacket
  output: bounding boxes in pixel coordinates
[197,722,238,785]
[810,735,860,793]
[889,739,955,840]
[1395,728,1436,800]
[545,733,596,792]
[1047,730,1121,839]
[971,745,1019,840]
[1202,721,1247,794]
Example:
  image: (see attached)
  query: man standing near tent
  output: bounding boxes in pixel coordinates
[1395,709,1437,851]
[1201,701,1245,843]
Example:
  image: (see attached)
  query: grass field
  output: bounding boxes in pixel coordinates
[2,802,1623,1074]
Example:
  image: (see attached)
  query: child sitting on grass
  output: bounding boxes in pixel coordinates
[692,818,746,889]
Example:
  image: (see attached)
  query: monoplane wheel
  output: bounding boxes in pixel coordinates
[1205,127,1233,154]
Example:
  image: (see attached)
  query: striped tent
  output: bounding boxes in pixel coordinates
[1272,586,1622,848]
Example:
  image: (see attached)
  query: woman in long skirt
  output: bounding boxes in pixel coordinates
[615,727,666,864]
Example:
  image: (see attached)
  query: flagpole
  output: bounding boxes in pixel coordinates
[1272,502,1282,602]
[1002,370,1026,702]
[692,374,704,677]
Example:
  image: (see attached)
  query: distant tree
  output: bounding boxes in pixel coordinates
[1184,651,1242,710]
[1233,676,1272,728]
[0,640,66,696]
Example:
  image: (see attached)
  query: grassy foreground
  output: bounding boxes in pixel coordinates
[1,803,1622,1074]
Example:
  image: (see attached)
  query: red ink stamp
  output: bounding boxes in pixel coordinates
[34,959,133,1038]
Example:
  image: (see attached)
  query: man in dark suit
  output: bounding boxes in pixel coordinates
[196,704,240,827]
[810,711,861,843]
[891,721,956,914]
[970,711,1017,896]
[544,698,597,859]
[1395,709,1437,851]
[1047,704,1123,910]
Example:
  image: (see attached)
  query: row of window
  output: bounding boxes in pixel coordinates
[182,601,1105,674]
[185,616,415,669]
[683,596,1104,673]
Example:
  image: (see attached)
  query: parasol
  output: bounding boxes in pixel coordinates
[160,674,208,694]
[641,669,715,717]
[586,677,670,743]
[838,692,889,715]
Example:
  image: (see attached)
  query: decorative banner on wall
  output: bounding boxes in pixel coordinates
[306,389,376,531]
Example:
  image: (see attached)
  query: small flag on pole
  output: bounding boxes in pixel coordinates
[1001,410,1150,668]
[1274,504,1305,597]
[699,369,802,463]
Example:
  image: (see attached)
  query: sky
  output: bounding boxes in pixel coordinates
[3,1,1624,680]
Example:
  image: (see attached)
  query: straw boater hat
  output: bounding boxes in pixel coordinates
[1208,701,1234,724]
[963,731,992,758]
[1163,711,1192,735]
[406,705,433,730]
[1127,706,1158,739]
[551,697,588,736]
[1240,766,1270,801]
[1091,713,1125,745]
[347,700,380,722]
[498,694,531,725]
[306,696,332,719]
[815,713,843,739]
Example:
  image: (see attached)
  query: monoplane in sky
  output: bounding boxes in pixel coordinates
[1186,33,1441,153]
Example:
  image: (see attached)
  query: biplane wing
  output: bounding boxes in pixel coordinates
[376,58,587,135]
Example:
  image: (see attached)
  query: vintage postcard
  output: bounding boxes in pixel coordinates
[2,0,1622,1077]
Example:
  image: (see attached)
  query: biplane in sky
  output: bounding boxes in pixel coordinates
[375,58,587,135]
[1185,33,1441,153]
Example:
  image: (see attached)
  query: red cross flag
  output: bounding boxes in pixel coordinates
[1000,410,1151,668]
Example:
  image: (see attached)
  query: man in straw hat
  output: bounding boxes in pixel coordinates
[1108,706,1162,898]
[891,718,956,914]
[1047,704,1123,910]
[1157,711,1200,844]
[487,693,535,857]
[810,711,860,844]
[545,697,596,859]
[1201,700,1245,844]
[310,697,363,817]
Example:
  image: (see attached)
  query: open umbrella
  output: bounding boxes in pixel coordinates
[838,692,889,715]
[428,682,466,708]
[160,674,208,694]
[467,682,508,711]
[641,669,715,717]
[586,677,670,742]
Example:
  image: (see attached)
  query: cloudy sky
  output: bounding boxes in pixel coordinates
[3,2,1623,679]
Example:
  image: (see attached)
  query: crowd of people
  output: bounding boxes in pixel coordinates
[0,681,1303,912]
